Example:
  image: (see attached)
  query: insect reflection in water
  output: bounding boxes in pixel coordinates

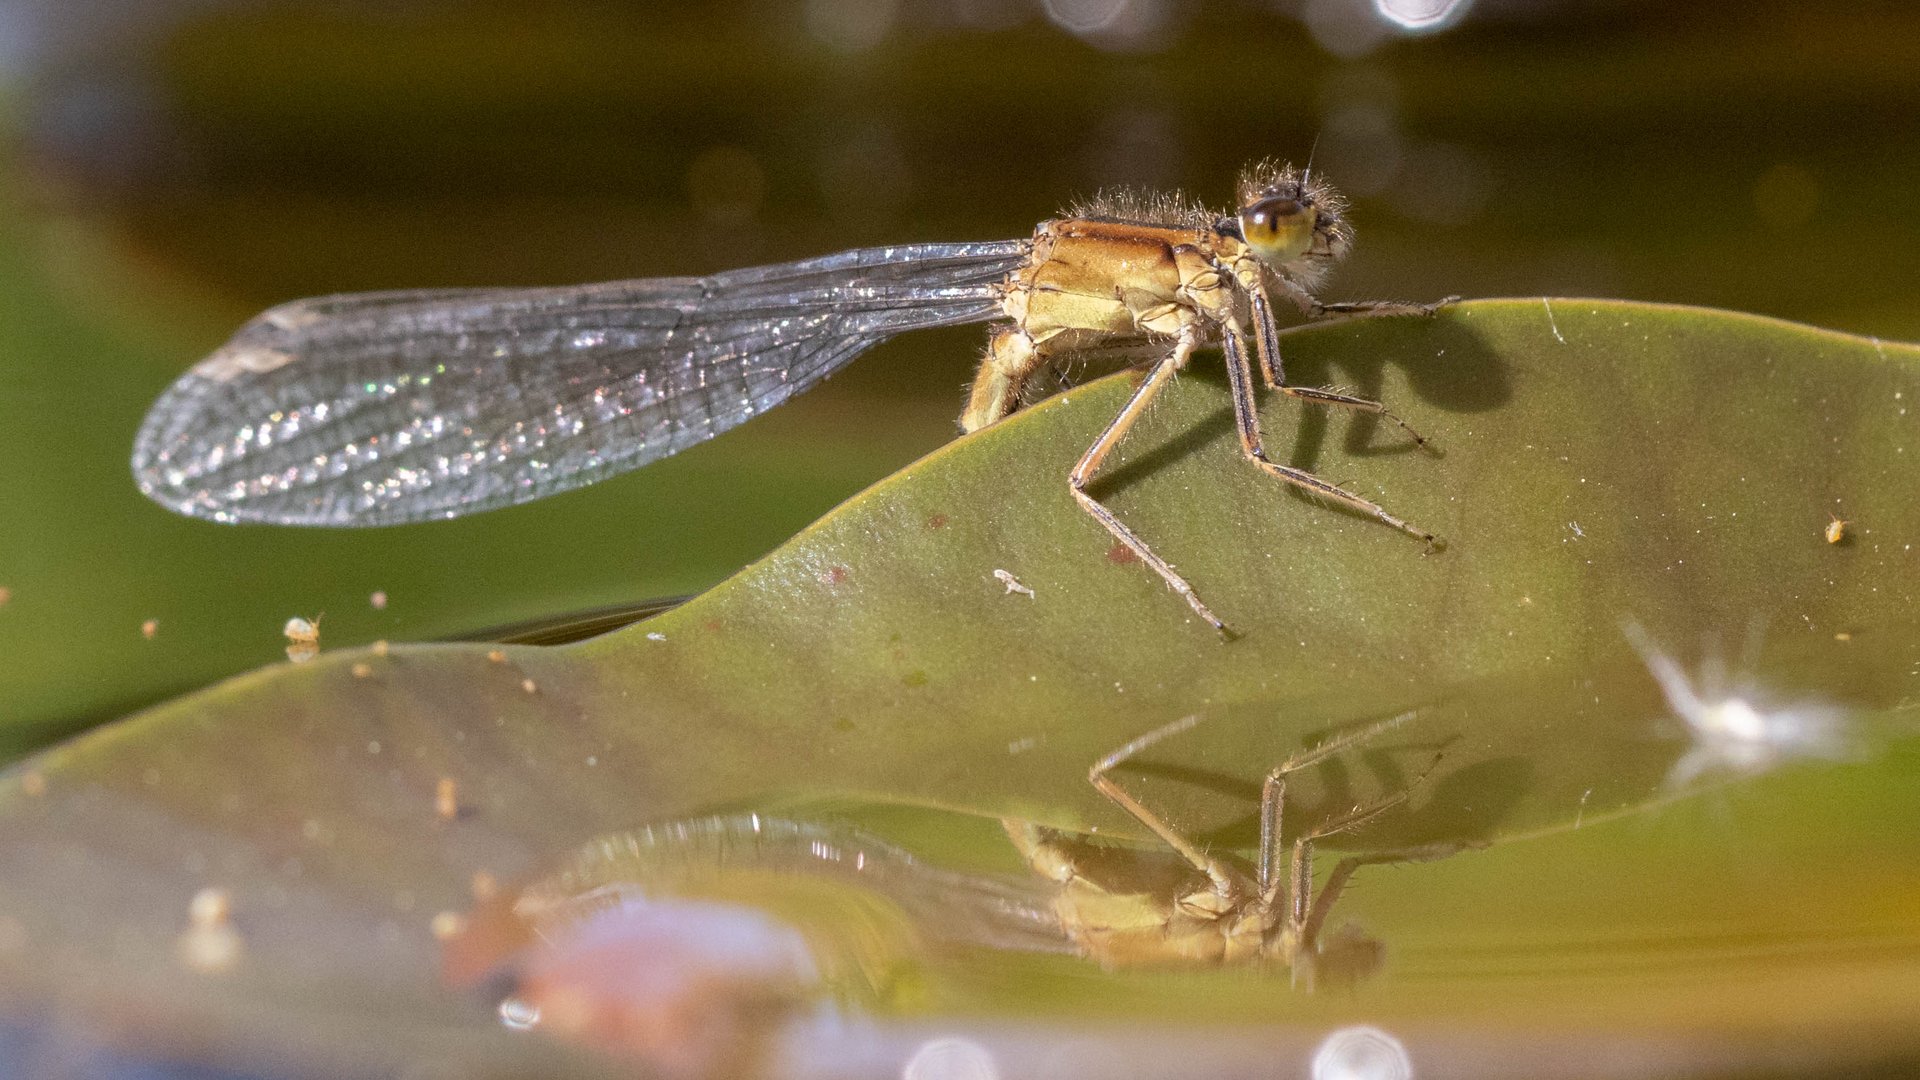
[1006,710,1469,985]
[451,709,1474,1023]
[133,163,1451,632]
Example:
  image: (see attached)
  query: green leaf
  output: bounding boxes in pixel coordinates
[3,300,1918,1076]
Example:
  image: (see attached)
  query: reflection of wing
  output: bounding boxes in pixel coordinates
[133,241,1030,525]
[520,816,1073,957]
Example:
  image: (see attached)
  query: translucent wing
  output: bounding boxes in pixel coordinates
[132,241,1030,525]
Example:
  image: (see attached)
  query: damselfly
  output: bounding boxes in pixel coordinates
[480,712,1468,991]
[1004,710,1467,985]
[133,162,1449,630]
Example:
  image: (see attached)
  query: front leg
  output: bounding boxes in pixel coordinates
[1255,276,1453,389]
[1265,272,1456,324]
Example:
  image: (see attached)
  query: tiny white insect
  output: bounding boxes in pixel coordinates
[1621,620,1852,789]
[283,614,322,663]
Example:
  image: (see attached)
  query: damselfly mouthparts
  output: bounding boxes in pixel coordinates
[133,162,1449,631]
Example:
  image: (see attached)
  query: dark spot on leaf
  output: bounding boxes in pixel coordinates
[822,566,849,586]
[927,513,949,529]
[1106,543,1140,565]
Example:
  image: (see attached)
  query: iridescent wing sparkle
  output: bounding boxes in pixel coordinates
[133,241,1030,525]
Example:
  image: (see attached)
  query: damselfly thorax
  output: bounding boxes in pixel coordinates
[133,161,1451,632]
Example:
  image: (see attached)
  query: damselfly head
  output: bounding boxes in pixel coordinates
[1227,161,1354,277]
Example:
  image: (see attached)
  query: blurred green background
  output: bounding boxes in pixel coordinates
[2,0,1918,758]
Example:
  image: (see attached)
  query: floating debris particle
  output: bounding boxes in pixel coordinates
[993,569,1036,598]
[1825,516,1849,544]
[521,678,539,694]
[20,771,46,797]
[141,618,159,640]
[471,871,500,902]
[177,887,243,973]
[430,911,467,941]
[487,649,508,664]
[0,586,10,607]
[284,615,322,662]
[1541,297,1567,345]
[372,638,390,657]
[436,778,461,822]
[351,661,373,679]
[370,590,389,610]
[645,631,667,642]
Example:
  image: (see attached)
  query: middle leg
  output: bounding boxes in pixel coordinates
[1220,318,1439,547]
[1069,324,1228,630]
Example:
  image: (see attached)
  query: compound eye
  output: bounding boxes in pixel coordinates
[1239,195,1317,262]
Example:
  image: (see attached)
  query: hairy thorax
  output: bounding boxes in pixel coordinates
[962,216,1259,432]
